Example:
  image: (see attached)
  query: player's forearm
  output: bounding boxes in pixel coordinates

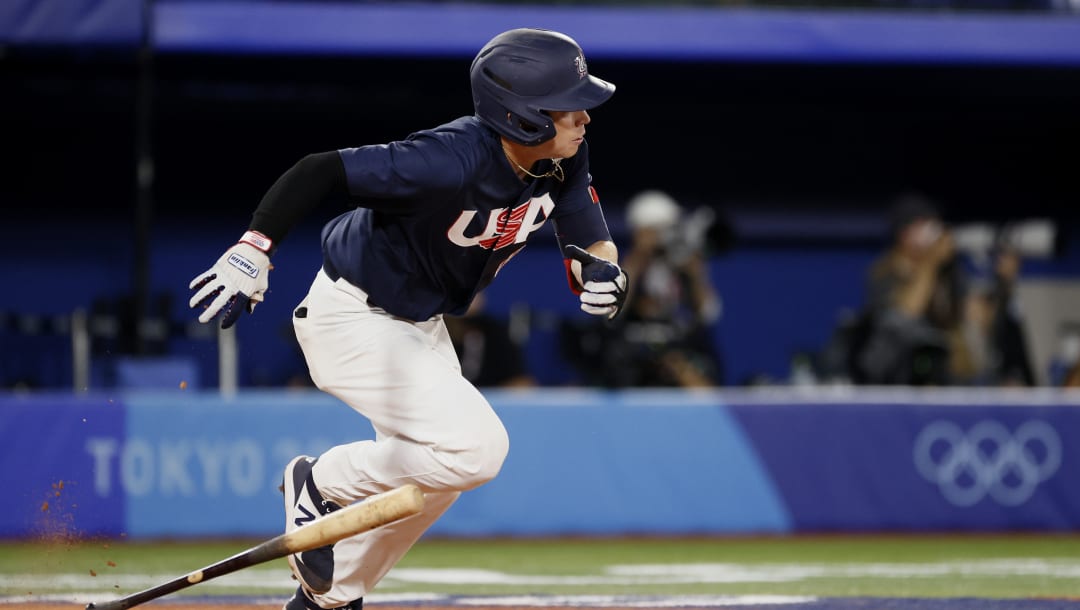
[585,240,618,266]
[249,151,347,248]
[894,262,938,318]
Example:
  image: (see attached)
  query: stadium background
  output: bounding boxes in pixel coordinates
[3,0,1080,563]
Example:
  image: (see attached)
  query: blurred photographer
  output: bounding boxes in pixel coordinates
[853,193,1035,386]
[560,190,728,388]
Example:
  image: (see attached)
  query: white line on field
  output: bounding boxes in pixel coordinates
[450,595,816,607]
[5,558,1080,594]
[1,593,815,608]
[0,592,451,606]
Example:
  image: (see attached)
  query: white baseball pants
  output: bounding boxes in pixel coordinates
[291,268,510,607]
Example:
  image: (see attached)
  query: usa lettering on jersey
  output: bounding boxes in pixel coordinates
[447,194,555,250]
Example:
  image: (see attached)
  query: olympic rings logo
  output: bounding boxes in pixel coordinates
[913,420,1062,507]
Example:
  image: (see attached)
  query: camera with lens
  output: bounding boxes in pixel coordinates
[625,190,734,267]
[951,219,1060,267]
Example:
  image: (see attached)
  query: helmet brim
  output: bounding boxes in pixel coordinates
[535,74,615,112]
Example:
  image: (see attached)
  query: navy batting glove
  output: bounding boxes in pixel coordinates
[564,244,629,320]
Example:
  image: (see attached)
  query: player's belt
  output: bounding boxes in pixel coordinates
[321,257,342,282]
[321,257,382,310]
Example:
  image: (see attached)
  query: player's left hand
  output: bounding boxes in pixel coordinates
[564,244,629,320]
[189,231,273,329]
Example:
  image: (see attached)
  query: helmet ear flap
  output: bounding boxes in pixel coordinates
[504,111,554,145]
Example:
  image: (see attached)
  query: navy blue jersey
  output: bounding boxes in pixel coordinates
[321,116,611,322]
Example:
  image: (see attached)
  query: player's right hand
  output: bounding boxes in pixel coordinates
[189,231,273,329]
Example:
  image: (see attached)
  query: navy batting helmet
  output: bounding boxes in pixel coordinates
[470,28,615,146]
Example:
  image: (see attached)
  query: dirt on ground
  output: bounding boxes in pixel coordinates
[18,606,654,610]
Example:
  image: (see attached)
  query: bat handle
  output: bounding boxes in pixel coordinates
[87,599,132,609]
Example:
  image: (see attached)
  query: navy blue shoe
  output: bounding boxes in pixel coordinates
[282,456,342,595]
[282,585,362,610]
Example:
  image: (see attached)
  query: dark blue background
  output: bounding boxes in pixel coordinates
[3,1,1079,389]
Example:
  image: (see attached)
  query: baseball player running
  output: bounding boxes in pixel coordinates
[188,28,628,610]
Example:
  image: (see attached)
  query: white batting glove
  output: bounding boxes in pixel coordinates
[189,231,273,329]
[564,244,629,320]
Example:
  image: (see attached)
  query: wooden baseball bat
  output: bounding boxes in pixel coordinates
[85,484,424,610]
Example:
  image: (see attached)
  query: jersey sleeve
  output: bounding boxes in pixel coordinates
[337,131,465,214]
[550,140,612,253]
[549,141,613,294]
